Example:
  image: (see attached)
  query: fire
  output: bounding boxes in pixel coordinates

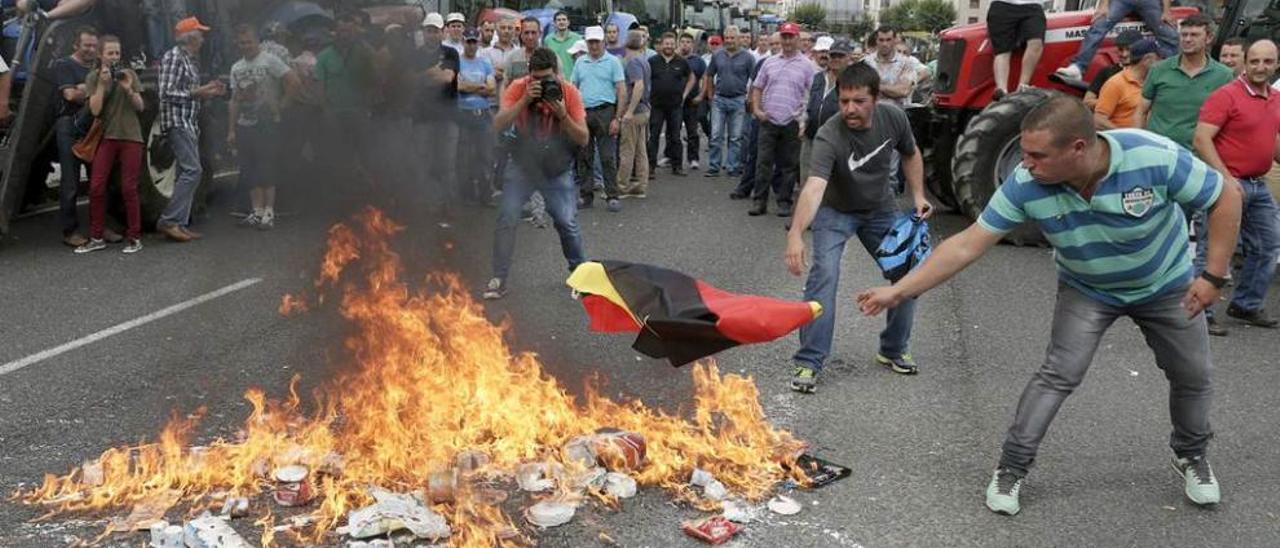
[15,207,807,546]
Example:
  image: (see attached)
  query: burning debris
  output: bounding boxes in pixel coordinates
[13,207,821,546]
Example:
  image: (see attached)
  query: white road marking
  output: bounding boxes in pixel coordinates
[0,278,263,377]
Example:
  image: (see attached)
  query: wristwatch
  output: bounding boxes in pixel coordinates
[1200,271,1230,289]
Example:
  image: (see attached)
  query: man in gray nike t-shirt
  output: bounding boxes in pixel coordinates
[782,63,933,393]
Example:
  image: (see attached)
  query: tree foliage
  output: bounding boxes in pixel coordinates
[791,3,828,29]
[877,0,958,33]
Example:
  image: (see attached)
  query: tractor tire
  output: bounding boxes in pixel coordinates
[951,88,1054,247]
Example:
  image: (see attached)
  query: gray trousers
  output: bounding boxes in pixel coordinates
[999,283,1214,476]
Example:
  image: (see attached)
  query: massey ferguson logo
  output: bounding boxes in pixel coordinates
[1044,21,1148,44]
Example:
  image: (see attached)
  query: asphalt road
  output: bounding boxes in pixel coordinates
[1,163,1279,548]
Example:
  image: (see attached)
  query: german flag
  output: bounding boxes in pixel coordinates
[567,261,823,367]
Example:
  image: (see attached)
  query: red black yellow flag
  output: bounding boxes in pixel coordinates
[567,261,823,367]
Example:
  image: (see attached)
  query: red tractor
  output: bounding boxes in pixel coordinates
[917,0,1276,245]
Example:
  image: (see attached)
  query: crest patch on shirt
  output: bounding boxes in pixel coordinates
[1121,187,1154,217]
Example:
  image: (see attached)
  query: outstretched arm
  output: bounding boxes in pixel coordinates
[856,223,1004,315]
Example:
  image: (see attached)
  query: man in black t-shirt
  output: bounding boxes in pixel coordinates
[51,26,102,247]
[1083,29,1141,110]
[782,63,933,394]
[648,32,692,175]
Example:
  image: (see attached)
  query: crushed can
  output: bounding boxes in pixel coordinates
[682,516,741,544]
[428,468,459,503]
[271,465,314,507]
[590,430,647,471]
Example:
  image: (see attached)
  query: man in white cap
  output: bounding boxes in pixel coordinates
[810,35,833,71]
[571,25,626,210]
[443,12,467,53]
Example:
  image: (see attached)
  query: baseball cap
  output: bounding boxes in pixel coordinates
[829,38,853,55]
[174,16,210,34]
[813,36,834,52]
[568,40,588,55]
[779,22,801,36]
[1128,38,1160,60]
[463,28,480,41]
[1115,29,1143,48]
[708,35,723,46]
[446,12,466,24]
[584,25,605,41]
[422,12,444,29]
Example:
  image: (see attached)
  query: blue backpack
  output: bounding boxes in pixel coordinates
[874,215,932,281]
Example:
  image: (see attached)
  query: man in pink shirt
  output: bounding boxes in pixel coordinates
[748,22,816,218]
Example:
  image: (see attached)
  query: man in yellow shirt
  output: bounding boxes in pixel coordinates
[1094,39,1160,129]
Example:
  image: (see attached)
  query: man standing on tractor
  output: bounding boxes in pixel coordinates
[783,63,932,394]
[1053,0,1178,82]
[1136,14,1233,152]
[1191,39,1280,336]
[1093,39,1161,129]
[986,0,1046,100]
[857,95,1240,516]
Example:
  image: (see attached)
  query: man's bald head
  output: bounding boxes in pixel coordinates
[1246,39,1278,61]
[1244,39,1278,87]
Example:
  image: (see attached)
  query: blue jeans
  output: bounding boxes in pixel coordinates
[1072,0,1178,70]
[1194,178,1280,314]
[157,127,202,228]
[708,94,745,174]
[794,207,917,372]
[492,163,586,281]
[54,116,83,236]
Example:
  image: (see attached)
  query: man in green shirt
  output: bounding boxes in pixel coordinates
[1137,13,1233,150]
[543,11,581,78]
[315,12,376,177]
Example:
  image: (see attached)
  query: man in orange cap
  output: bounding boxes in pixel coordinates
[156,16,227,242]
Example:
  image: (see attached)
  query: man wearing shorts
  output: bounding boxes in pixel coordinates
[986,0,1046,99]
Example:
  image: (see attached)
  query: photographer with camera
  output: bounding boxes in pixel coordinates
[73,35,144,254]
[483,47,589,300]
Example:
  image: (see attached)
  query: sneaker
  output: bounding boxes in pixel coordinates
[630,191,647,199]
[704,170,721,178]
[1206,316,1228,337]
[593,180,605,192]
[992,88,1007,101]
[776,203,793,217]
[1017,84,1036,93]
[482,278,507,300]
[258,211,275,230]
[790,366,817,394]
[1171,455,1220,505]
[985,468,1023,515]
[690,160,700,170]
[1225,304,1279,328]
[876,353,919,375]
[657,157,671,167]
[73,238,107,254]
[1054,64,1083,82]
[729,191,748,200]
[607,198,622,212]
[122,239,143,254]
[238,213,261,227]
[748,201,767,216]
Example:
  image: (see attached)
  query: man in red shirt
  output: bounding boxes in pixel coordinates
[484,47,590,300]
[1192,39,1280,334]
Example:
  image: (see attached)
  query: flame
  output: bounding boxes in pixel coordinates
[16,207,806,546]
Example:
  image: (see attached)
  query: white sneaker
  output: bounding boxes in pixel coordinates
[122,239,143,254]
[657,157,670,167]
[482,278,507,300]
[1054,65,1082,81]
[258,211,275,230]
[690,160,700,170]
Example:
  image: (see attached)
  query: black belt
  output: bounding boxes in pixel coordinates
[586,103,616,111]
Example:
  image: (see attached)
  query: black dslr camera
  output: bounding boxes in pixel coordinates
[538,76,562,103]
[108,62,126,81]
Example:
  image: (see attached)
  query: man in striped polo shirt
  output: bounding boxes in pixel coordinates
[856,96,1242,515]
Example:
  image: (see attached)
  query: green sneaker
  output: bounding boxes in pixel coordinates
[875,353,919,375]
[790,366,817,394]
[1171,455,1220,505]
[985,468,1023,515]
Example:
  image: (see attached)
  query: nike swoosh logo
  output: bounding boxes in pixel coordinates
[847,139,891,173]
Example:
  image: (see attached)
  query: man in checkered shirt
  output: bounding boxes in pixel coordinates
[155,16,226,243]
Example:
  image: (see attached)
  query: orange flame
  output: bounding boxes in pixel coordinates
[16,207,806,546]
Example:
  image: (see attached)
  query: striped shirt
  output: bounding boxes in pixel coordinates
[159,46,202,134]
[753,51,816,125]
[978,129,1224,306]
